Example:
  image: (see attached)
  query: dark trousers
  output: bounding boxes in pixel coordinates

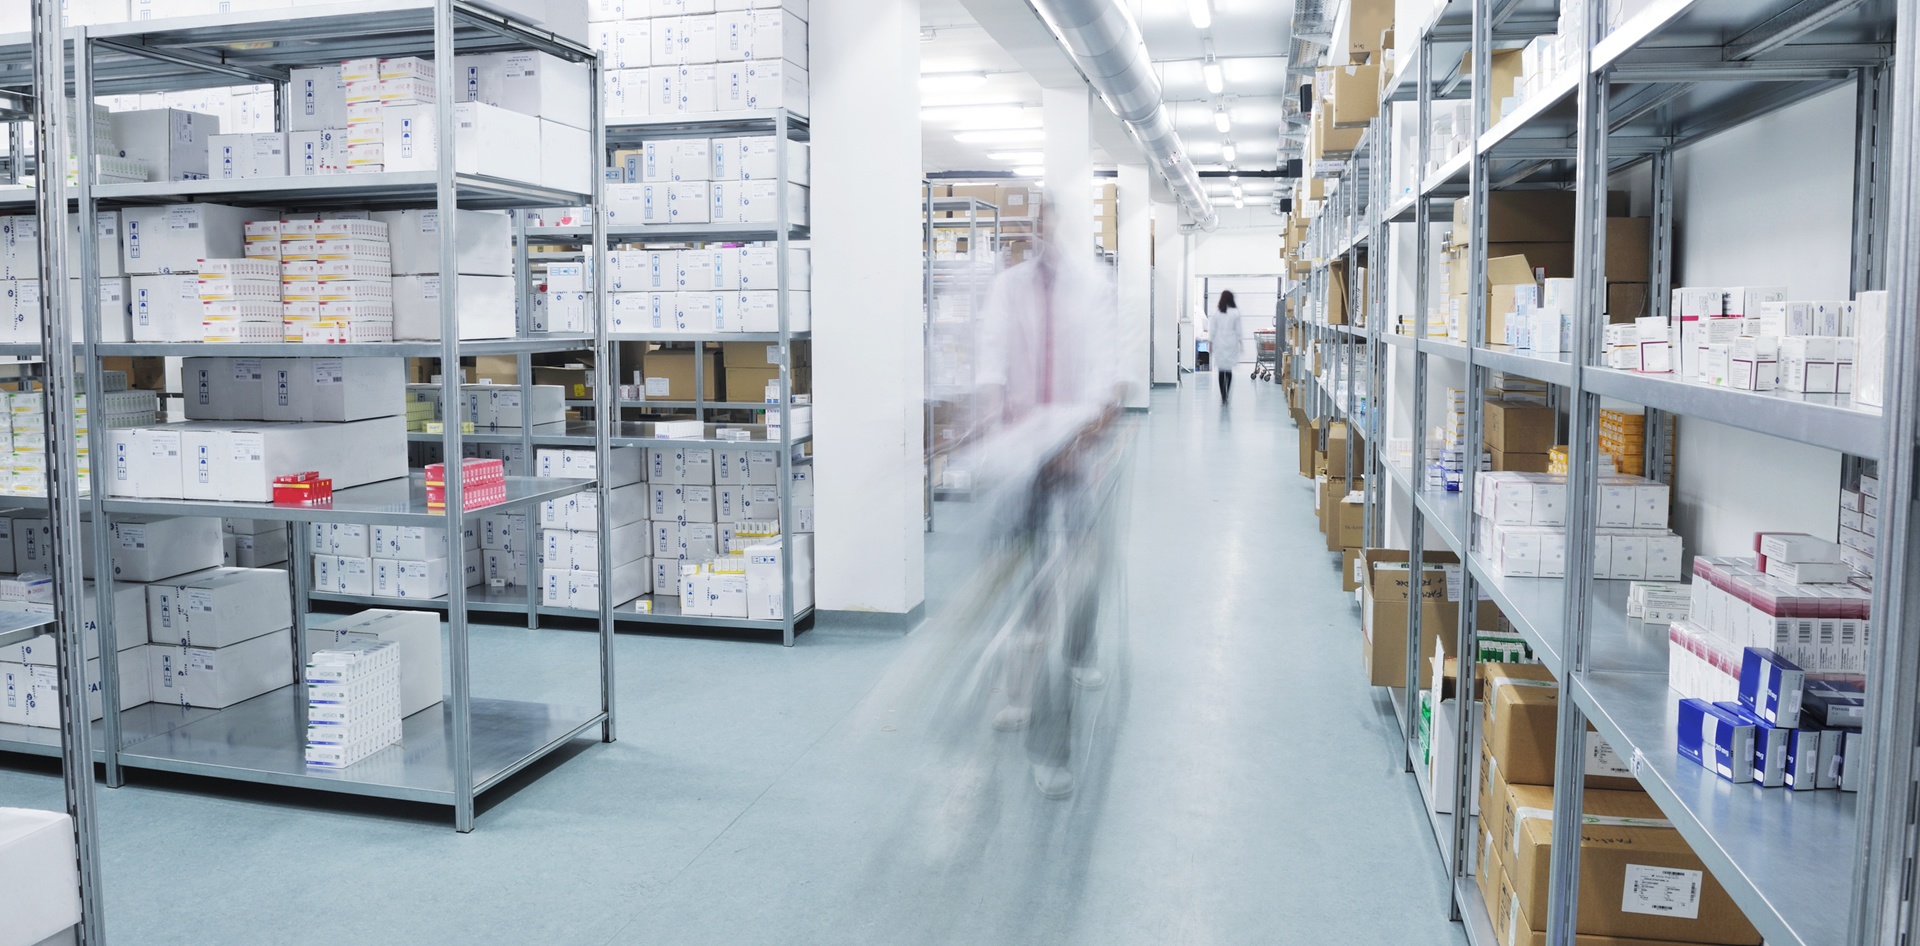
[1217,369,1233,401]
[1019,458,1102,770]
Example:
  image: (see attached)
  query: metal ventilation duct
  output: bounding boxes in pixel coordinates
[1025,0,1218,229]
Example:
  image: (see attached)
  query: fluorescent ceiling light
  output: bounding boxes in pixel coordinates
[1231,184,1243,198]
[953,128,1046,144]
[1187,0,1211,29]
[1203,59,1224,94]
[1214,107,1230,133]
[920,73,988,94]
[1013,166,1044,177]
[1220,141,1236,163]
[1234,198,1245,208]
[989,151,1045,163]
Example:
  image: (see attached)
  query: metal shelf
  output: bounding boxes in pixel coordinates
[607,332,809,343]
[94,171,589,212]
[1582,367,1882,458]
[1455,877,1498,946]
[1416,337,1469,363]
[96,336,597,359]
[1477,72,1580,159]
[0,702,216,762]
[1411,483,1467,556]
[1474,346,1574,388]
[527,223,809,244]
[0,608,57,650]
[604,109,809,146]
[100,474,593,526]
[1419,150,1473,199]
[117,686,606,807]
[1573,670,1853,946]
[1381,331,1419,351]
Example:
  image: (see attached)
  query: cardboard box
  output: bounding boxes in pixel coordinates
[384,103,541,183]
[639,348,720,400]
[1454,192,1577,245]
[369,209,513,276]
[1490,448,1550,473]
[1330,64,1381,128]
[393,274,515,340]
[121,203,252,275]
[148,627,292,709]
[1346,0,1392,62]
[1483,400,1557,454]
[109,109,218,182]
[1359,549,1453,688]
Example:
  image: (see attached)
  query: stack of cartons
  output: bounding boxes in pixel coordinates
[123,202,253,342]
[648,445,716,599]
[1482,398,1556,474]
[587,0,810,119]
[601,135,811,230]
[1477,663,1763,946]
[305,608,443,719]
[146,565,293,710]
[222,518,290,568]
[365,523,481,600]
[368,208,516,341]
[304,639,402,769]
[536,446,648,610]
[1357,549,1499,687]
[0,582,151,728]
[603,244,812,335]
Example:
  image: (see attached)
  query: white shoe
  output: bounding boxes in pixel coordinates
[1071,667,1106,690]
[993,706,1031,732]
[1032,763,1075,799]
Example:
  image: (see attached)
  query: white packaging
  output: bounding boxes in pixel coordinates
[108,109,218,181]
[745,534,812,618]
[369,209,512,276]
[148,627,291,709]
[285,65,347,132]
[1855,289,1888,406]
[289,128,345,176]
[738,245,808,290]
[149,566,292,649]
[667,181,713,224]
[677,63,720,112]
[393,274,516,340]
[261,357,406,422]
[540,120,593,194]
[209,132,288,179]
[499,51,594,130]
[121,203,252,275]
[384,102,542,184]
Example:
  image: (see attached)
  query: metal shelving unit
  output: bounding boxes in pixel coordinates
[921,190,1000,520]
[1306,0,1919,945]
[0,1,618,836]
[517,108,815,646]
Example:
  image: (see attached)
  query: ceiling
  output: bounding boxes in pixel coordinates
[921,0,1295,211]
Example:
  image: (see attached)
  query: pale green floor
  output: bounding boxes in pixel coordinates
[0,377,1464,945]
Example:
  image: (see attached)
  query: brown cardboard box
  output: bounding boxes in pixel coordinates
[1511,810,1763,944]
[723,367,811,401]
[1359,549,1455,687]
[1341,548,1364,592]
[1484,255,1537,345]
[1482,664,1562,785]
[999,185,1040,218]
[1348,0,1392,62]
[1483,400,1557,453]
[1324,483,1366,551]
[531,365,593,399]
[1460,49,1525,124]
[1315,107,1364,156]
[1607,282,1651,322]
[1328,260,1350,324]
[637,349,718,401]
[1607,217,1652,282]
[1455,191,1577,244]
[472,355,520,384]
[1297,414,1317,478]
[1332,64,1381,127]
[1478,828,1506,933]
[949,184,999,209]
[721,339,810,369]
[1490,448,1551,472]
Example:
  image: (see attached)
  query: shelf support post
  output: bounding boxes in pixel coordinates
[1404,30,1434,775]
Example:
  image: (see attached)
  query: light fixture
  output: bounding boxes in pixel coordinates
[919,72,988,94]
[1013,165,1044,177]
[1231,184,1243,198]
[1213,106,1230,133]
[1228,170,1239,182]
[1234,198,1245,208]
[988,151,1045,163]
[1187,0,1211,30]
[921,103,1031,124]
[1203,57,1224,94]
[953,128,1046,144]
[1221,140,1236,163]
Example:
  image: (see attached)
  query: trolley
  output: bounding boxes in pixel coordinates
[1252,330,1277,382]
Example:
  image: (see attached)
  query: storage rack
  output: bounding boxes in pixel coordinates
[1289,0,1920,944]
[510,108,814,647]
[0,1,618,834]
[921,191,1001,522]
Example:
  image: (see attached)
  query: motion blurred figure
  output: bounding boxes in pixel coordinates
[1211,289,1242,404]
[971,202,1126,799]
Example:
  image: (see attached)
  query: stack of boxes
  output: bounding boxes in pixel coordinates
[1594,407,1675,478]
[605,244,811,335]
[403,381,567,434]
[1618,285,1889,401]
[603,135,812,229]
[1838,472,1878,589]
[125,202,252,342]
[0,582,151,729]
[303,639,402,769]
[370,524,481,600]
[146,563,294,710]
[1474,470,1681,580]
[0,211,137,345]
[278,54,590,191]
[1475,662,1763,946]
[373,209,516,340]
[195,257,282,343]
[115,355,408,501]
[222,518,290,568]
[536,446,648,610]
[266,217,393,343]
[589,0,810,120]
[1,391,92,497]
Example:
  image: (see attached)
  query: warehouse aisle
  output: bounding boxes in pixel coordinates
[0,378,1462,946]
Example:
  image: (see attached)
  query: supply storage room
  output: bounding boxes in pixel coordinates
[8,0,1920,944]
[1284,0,1920,943]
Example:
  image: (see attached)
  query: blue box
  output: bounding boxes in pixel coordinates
[1678,698,1754,781]
[1738,648,1805,728]
[1720,702,1786,787]
[1785,727,1823,791]
[1804,678,1866,729]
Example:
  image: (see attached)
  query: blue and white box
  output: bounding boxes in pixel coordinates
[1678,698,1753,782]
[1803,678,1866,728]
[1785,727,1823,791]
[1719,702,1787,787]
[1738,648,1805,728]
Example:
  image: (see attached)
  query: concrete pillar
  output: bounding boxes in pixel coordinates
[811,0,925,616]
[1041,86,1092,256]
[1151,200,1183,385]
[1116,163,1151,408]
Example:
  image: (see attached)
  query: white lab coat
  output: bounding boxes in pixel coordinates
[1210,305,1244,368]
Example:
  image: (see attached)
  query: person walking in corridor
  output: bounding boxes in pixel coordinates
[1211,290,1243,404]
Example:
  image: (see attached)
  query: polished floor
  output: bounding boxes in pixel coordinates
[0,377,1464,945]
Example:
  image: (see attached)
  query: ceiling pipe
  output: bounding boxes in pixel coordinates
[1023,0,1219,229]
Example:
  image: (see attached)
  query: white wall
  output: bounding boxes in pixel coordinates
[1151,199,1184,385]
[1667,83,1855,557]
[812,0,925,614]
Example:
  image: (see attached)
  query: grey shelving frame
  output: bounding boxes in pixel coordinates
[920,190,1001,524]
[463,108,815,646]
[1288,1,1918,945]
[0,0,617,836]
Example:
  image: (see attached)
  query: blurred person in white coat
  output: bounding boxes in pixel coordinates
[971,201,1127,799]
[1210,289,1243,404]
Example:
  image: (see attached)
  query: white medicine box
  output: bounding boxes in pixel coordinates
[384,103,542,184]
[108,108,219,182]
[121,203,251,275]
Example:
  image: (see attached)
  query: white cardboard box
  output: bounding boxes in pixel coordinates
[209,132,288,179]
[306,608,442,717]
[745,533,812,618]
[499,51,594,129]
[540,120,594,194]
[285,65,347,132]
[121,203,252,275]
[146,566,291,649]
[109,109,219,181]
[383,102,542,183]
[369,209,513,276]
[394,274,516,340]
[260,357,406,422]
[110,516,223,582]
[148,626,291,709]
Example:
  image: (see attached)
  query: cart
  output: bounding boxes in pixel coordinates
[1252,330,1277,382]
